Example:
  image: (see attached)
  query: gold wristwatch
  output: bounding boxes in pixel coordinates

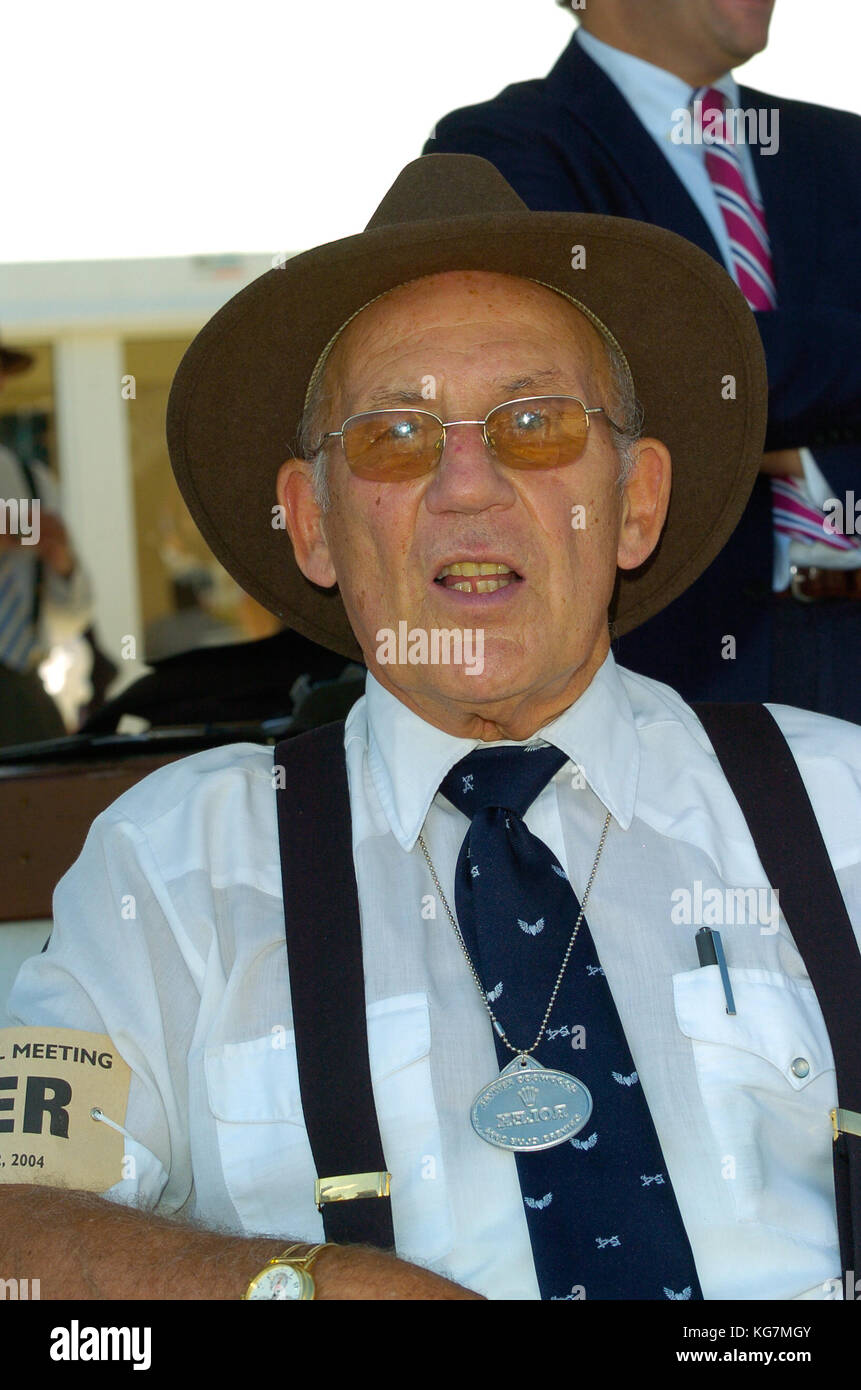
[242,1243,330,1300]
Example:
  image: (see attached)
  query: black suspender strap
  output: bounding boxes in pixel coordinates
[695,701,861,1283]
[274,721,395,1250]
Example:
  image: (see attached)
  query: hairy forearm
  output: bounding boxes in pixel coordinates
[1,1184,283,1300]
[0,1185,482,1300]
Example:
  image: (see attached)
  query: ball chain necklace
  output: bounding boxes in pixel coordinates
[417,807,612,1152]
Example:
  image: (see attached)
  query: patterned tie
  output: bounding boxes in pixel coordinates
[440,744,703,1301]
[0,553,38,671]
[696,86,859,555]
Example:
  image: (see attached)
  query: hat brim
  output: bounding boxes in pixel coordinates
[167,212,767,662]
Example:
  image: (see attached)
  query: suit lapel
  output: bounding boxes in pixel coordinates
[738,84,818,295]
[546,37,724,262]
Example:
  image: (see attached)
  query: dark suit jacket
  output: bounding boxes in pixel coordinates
[425,36,861,699]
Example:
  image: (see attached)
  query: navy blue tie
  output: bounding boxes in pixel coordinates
[440,744,702,1301]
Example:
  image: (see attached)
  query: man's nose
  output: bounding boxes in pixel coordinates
[423,421,516,513]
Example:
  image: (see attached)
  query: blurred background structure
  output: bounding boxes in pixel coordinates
[0,255,278,722]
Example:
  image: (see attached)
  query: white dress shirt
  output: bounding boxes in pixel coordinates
[575,28,844,589]
[8,656,861,1300]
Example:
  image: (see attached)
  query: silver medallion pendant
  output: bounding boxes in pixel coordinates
[471,1055,593,1152]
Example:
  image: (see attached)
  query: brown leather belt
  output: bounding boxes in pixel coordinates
[778,565,861,602]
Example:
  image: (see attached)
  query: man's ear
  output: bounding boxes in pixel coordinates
[616,437,672,571]
[275,458,337,588]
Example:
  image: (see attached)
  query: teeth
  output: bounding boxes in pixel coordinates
[438,561,512,578]
[447,575,514,594]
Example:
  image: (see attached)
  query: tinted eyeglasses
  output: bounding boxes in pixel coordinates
[312,395,624,481]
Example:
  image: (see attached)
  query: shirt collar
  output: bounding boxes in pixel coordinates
[363,651,640,850]
[575,27,739,138]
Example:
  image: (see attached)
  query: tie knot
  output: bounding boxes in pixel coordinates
[439,743,568,819]
[694,85,726,117]
[694,86,730,144]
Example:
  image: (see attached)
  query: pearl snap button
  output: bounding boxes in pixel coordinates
[790,1057,810,1078]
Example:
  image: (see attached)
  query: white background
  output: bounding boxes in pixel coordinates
[1,0,858,262]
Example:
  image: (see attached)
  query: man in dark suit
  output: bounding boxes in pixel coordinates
[425,0,861,718]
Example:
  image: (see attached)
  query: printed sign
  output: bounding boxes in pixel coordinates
[0,1028,131,1191]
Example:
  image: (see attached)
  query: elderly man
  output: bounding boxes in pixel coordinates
[2,156,860,1303]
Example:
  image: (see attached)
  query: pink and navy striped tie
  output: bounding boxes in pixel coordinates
[696,87,858,553]
[697,87,776,311]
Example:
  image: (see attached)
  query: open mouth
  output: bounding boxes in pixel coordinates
[434,561,523,594]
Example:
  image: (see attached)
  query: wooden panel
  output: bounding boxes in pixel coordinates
[0,754,188,922]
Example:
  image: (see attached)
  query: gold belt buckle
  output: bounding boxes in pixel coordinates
[831,1107,861,1142]
[315,1171,392,1209]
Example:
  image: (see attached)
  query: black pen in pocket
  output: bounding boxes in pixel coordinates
[695,926,737,1015]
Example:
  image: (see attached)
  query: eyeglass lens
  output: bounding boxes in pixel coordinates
[341,397,591,480]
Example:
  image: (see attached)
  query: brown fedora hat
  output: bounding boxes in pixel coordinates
[167,154,767,662]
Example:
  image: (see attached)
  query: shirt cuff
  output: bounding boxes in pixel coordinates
[797,447,835,510]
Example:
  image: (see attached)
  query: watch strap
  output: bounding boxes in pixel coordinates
[277,1242,329,1270]
[242,1243,331,1300]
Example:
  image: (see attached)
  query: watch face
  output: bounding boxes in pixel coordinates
[247,1264,310,1301]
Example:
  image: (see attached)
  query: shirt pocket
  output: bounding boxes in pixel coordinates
[673,966,838,1243]
[204,992,453,1259]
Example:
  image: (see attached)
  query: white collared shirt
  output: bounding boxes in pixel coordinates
[9,656,861,1300]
